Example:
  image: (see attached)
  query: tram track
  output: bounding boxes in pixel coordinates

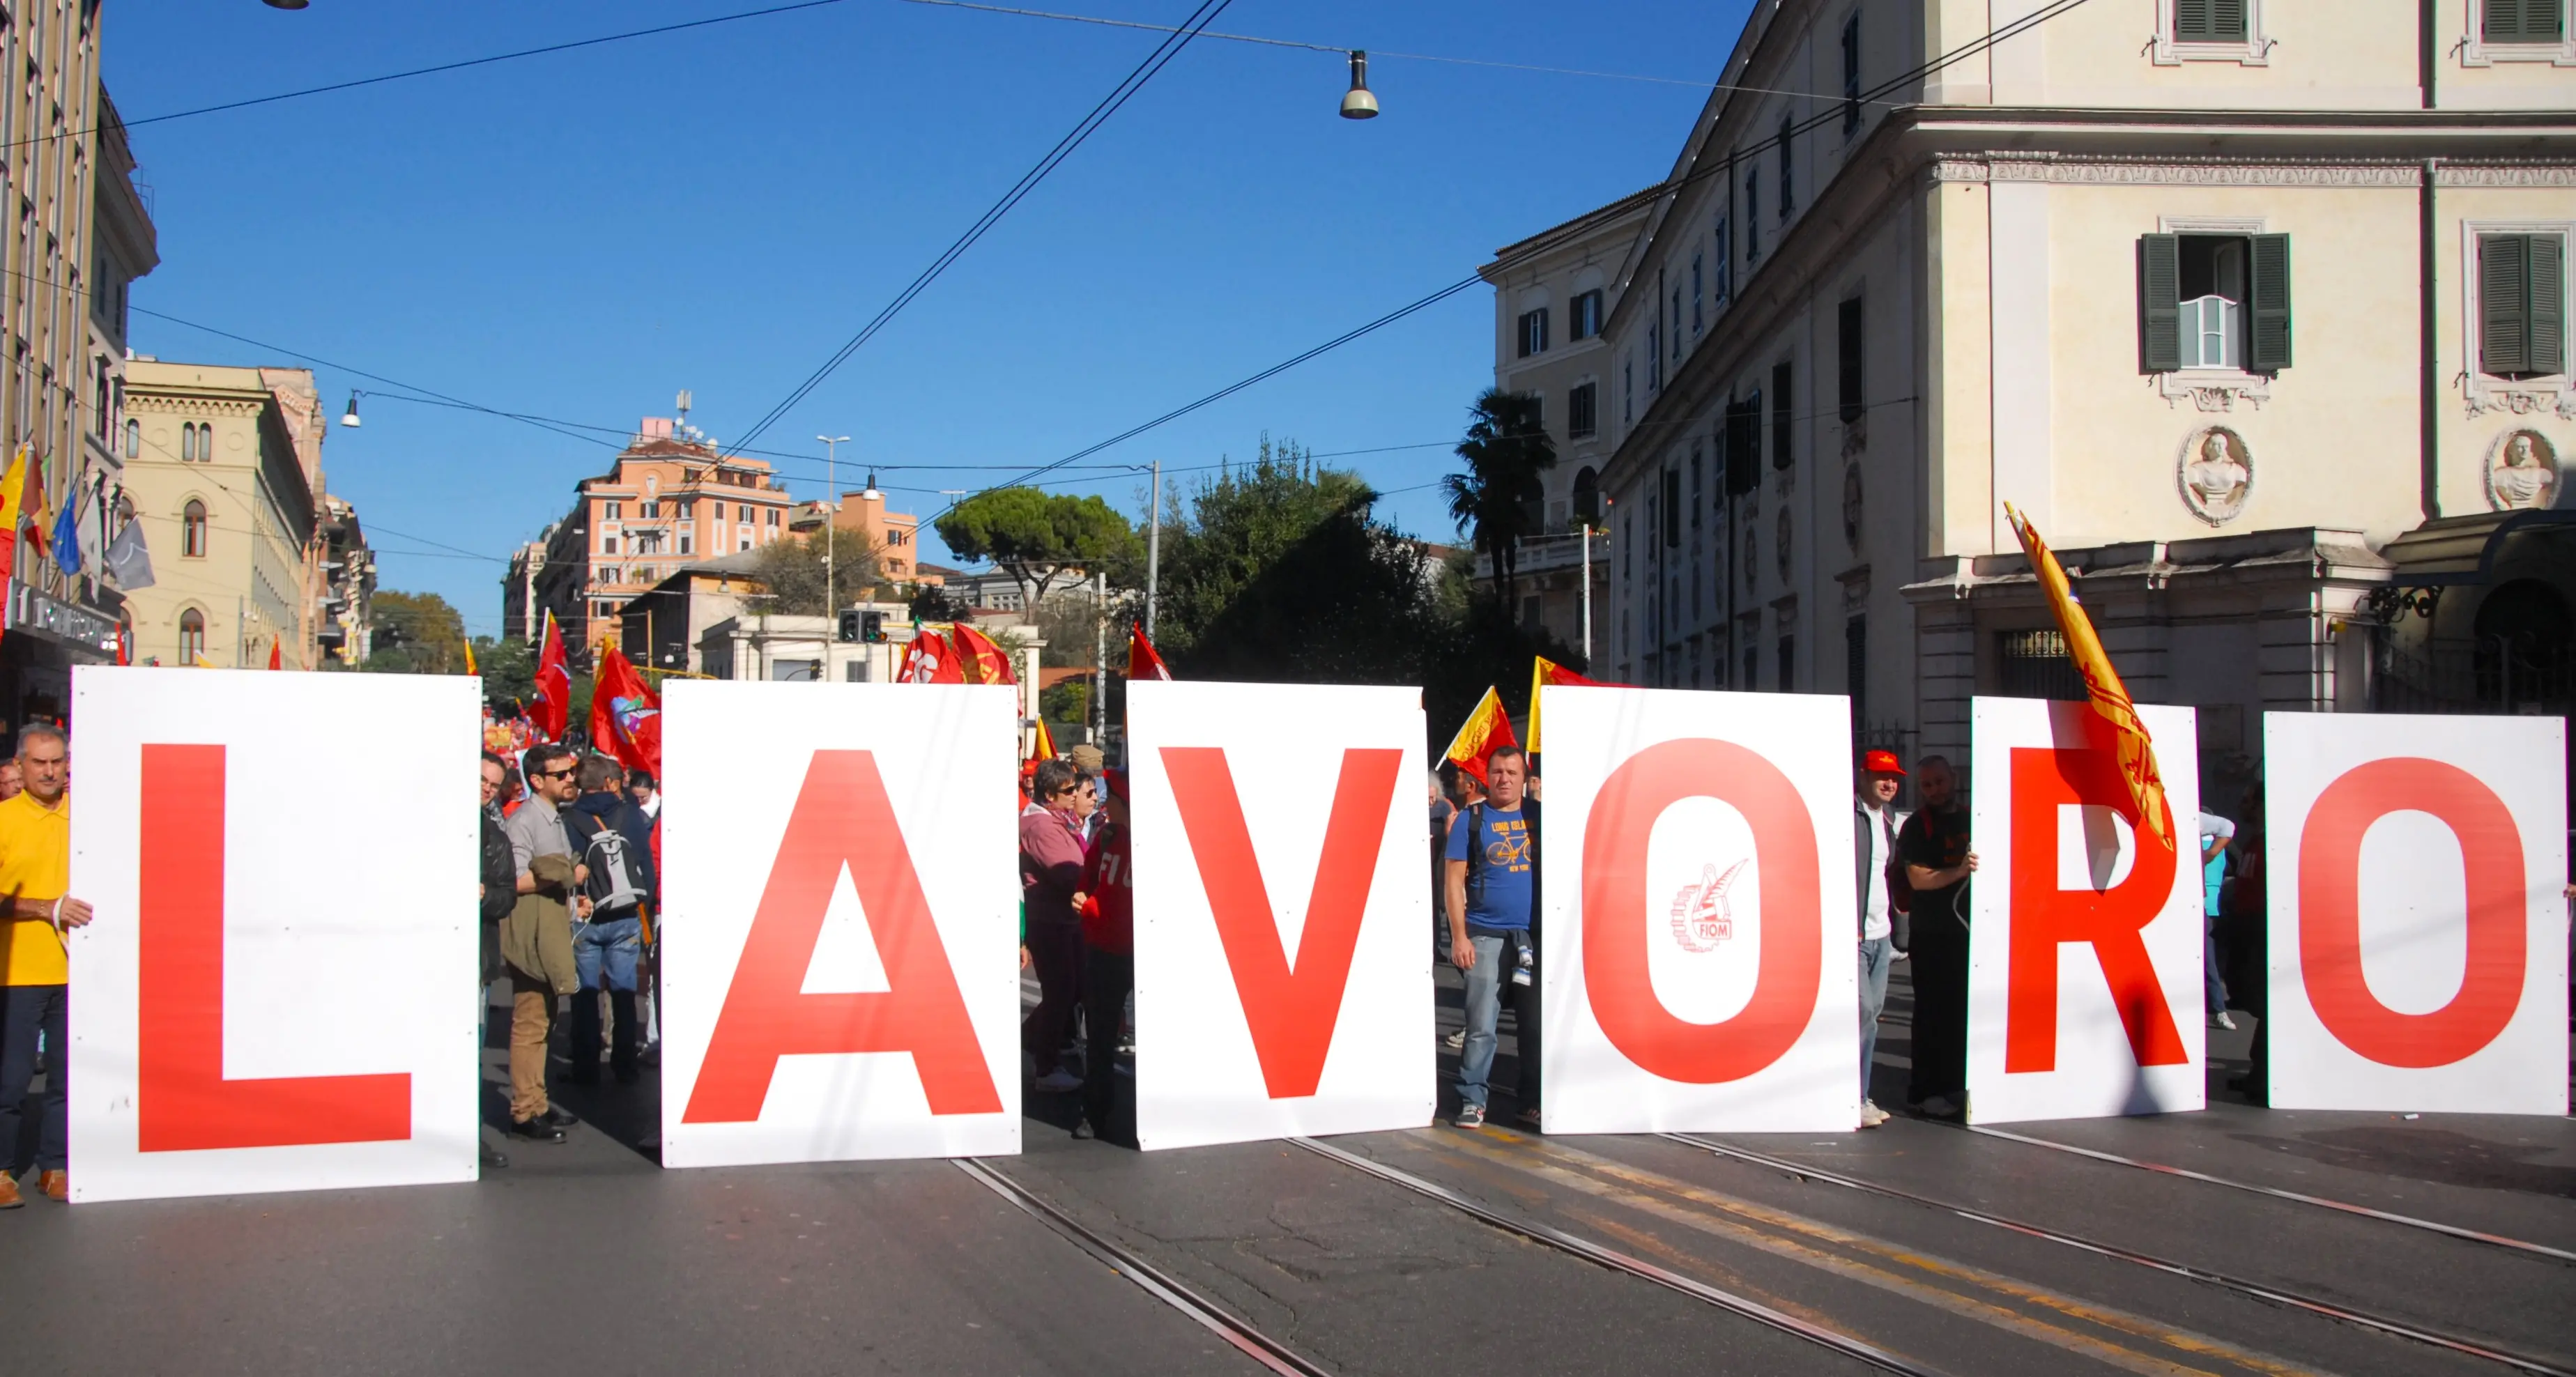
[1950,1123,2576,1264]
[956,1156,1335,1377]
[1289,1135,1953,1377]
[1662,1132,2575,1377]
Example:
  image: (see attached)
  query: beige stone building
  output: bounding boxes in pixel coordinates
[120,360,367,669]
[1516,0,2576,799]
[1476,187,1658,654]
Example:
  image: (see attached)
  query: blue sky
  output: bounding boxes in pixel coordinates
[107,0,1740,636]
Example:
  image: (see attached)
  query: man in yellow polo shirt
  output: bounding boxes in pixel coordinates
[0,723,93,1206]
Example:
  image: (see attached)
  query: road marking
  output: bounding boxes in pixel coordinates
[1436,1128,2322,1377]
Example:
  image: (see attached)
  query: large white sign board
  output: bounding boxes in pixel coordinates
[2264,713,2567,1114]
[658,682,1022,1167]
[68,668,480,1202]
[1968,698,2204,1124]
[1127,680,1430,1150]
[1538,686,1860,1134]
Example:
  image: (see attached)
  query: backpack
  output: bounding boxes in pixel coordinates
[579,814,649,917]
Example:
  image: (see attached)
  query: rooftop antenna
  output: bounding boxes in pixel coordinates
[675,389,693,431]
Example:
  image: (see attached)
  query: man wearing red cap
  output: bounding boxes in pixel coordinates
[1854,750,1910,1128]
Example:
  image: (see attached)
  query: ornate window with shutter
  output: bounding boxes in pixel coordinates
[2153,0,2269,65]
[2138,220,2289,412]
[2463,0,2575,65]
[2462,222,2573,418]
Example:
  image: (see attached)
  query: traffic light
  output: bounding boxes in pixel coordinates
[836,610,861,643]
[860,610,886,643]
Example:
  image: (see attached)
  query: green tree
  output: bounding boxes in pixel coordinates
[1442,388,1556,608]
[751,532,878,616]
[1151,439,1445,687]
[935,488,1135,610]
[474,633,536,710]
[365,591,469,675]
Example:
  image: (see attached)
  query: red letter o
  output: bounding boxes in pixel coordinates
[1582,739,1823,1083]
[2299,757,2527,1068]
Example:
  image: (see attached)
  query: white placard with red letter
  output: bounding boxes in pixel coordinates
[68,668,481,1203]
[1967,697,2205,1124]
[1127,680,1430,1150]
[1538,686,1860,1134]
[658,681,1021,1167]
[2263,713,2566,1114]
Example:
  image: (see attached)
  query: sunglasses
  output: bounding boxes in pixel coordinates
[532,767,575,779]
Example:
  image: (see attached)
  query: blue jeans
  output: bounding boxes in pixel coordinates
[1457,935,1506,1109]
[1857,937,1893,1102]
[2202,911,2229,1013]
[574,914,644,992]
[0,984,67,1172]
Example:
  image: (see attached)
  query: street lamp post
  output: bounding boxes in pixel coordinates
[818,434,850,666]
[1147,457,1160,636]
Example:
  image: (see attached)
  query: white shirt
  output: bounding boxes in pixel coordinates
[1861,801,1894,941]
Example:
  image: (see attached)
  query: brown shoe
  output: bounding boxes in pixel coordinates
[0,1174,22,1209]
[39,1170,66,1202]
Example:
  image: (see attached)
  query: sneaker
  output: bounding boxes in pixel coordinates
[0,1174,21,1209]
[507,1117,566,1143]
[1860,1100,1892,1128]
[1452,1104,1487,1130]
[1443,1029,1465,1051]
[1070,1118,1097,1141]
[1033,1068,1084,1093]
[1514,1105,1542,1129]
[2213,1010,2238,1031]
[1915,1094,1962,1121]
[38,1171,66,1202]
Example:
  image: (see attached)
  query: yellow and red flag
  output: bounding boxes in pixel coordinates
[1027,714,1056,764]
[1526,655,1609,755]
[1443,686,1519,785]
[463,639,479,676]
[951,622,1017,685]
[2003,503,2174,851]
[15,450,47,562]
[0,445,28,598]
[1128,624,1174,681]
[268,638,283,670]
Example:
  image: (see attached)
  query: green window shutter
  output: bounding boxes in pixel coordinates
[1771,362,1793,468]
[2249,233,2293,372]
[2211,0,2248,39]
[2138,234,2181,372]
[2481,0,2519,41]
[2482,235,2531,375]
[2176,0,2211,39]
[2531,235,2566,376]
[2485,0,2565,42]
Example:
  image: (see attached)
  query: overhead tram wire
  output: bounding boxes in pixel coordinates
[718,0,1238,460]
[939,1,2100,515]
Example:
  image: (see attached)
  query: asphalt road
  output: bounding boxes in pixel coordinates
[0,964,2566,1376]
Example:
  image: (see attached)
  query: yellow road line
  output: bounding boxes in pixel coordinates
[1420,1128,2323,1377]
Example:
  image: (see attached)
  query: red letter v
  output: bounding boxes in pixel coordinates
[1163,746,1404,1099]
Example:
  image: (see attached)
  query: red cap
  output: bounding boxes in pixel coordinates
[1862,749,1906,776]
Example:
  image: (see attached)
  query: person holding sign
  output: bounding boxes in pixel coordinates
[0,725,90,1205]
[1899,755,1977,1119]
[1444,746,1540,1130]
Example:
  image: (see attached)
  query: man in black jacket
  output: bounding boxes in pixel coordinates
[561,755,658,1086]
[477,752,516,1169]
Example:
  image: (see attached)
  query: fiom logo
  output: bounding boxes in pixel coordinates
[1668,860,1747,953]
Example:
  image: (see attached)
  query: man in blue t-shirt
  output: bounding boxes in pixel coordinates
[1444,746,1540,1129]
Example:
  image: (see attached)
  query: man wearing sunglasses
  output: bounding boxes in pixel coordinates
[499,745,589,1143]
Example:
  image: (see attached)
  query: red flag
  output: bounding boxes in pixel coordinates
[951,623,1017,685]
[1442,686,1518,785]
[1128,624,1174,681]
[115,624,131,666]
[589,645,663,777]
[531,611,571,743]
[268,638,283,671]
[1027,715,1057,764]
[898,629,964,684]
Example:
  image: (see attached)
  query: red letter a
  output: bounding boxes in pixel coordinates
[139,744,411,1152]
[1163,746,1404,1100]
[682,751,1001,1123]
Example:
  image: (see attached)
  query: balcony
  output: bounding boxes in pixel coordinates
[1471,529,1611,583]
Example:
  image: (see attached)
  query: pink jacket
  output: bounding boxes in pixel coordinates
[1019,807,1087,929]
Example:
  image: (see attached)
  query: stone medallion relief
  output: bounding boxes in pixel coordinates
[2485,429,2561,511]
[2177,426,2252,527]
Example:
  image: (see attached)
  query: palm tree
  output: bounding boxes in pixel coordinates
[1443,388,1556,608]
